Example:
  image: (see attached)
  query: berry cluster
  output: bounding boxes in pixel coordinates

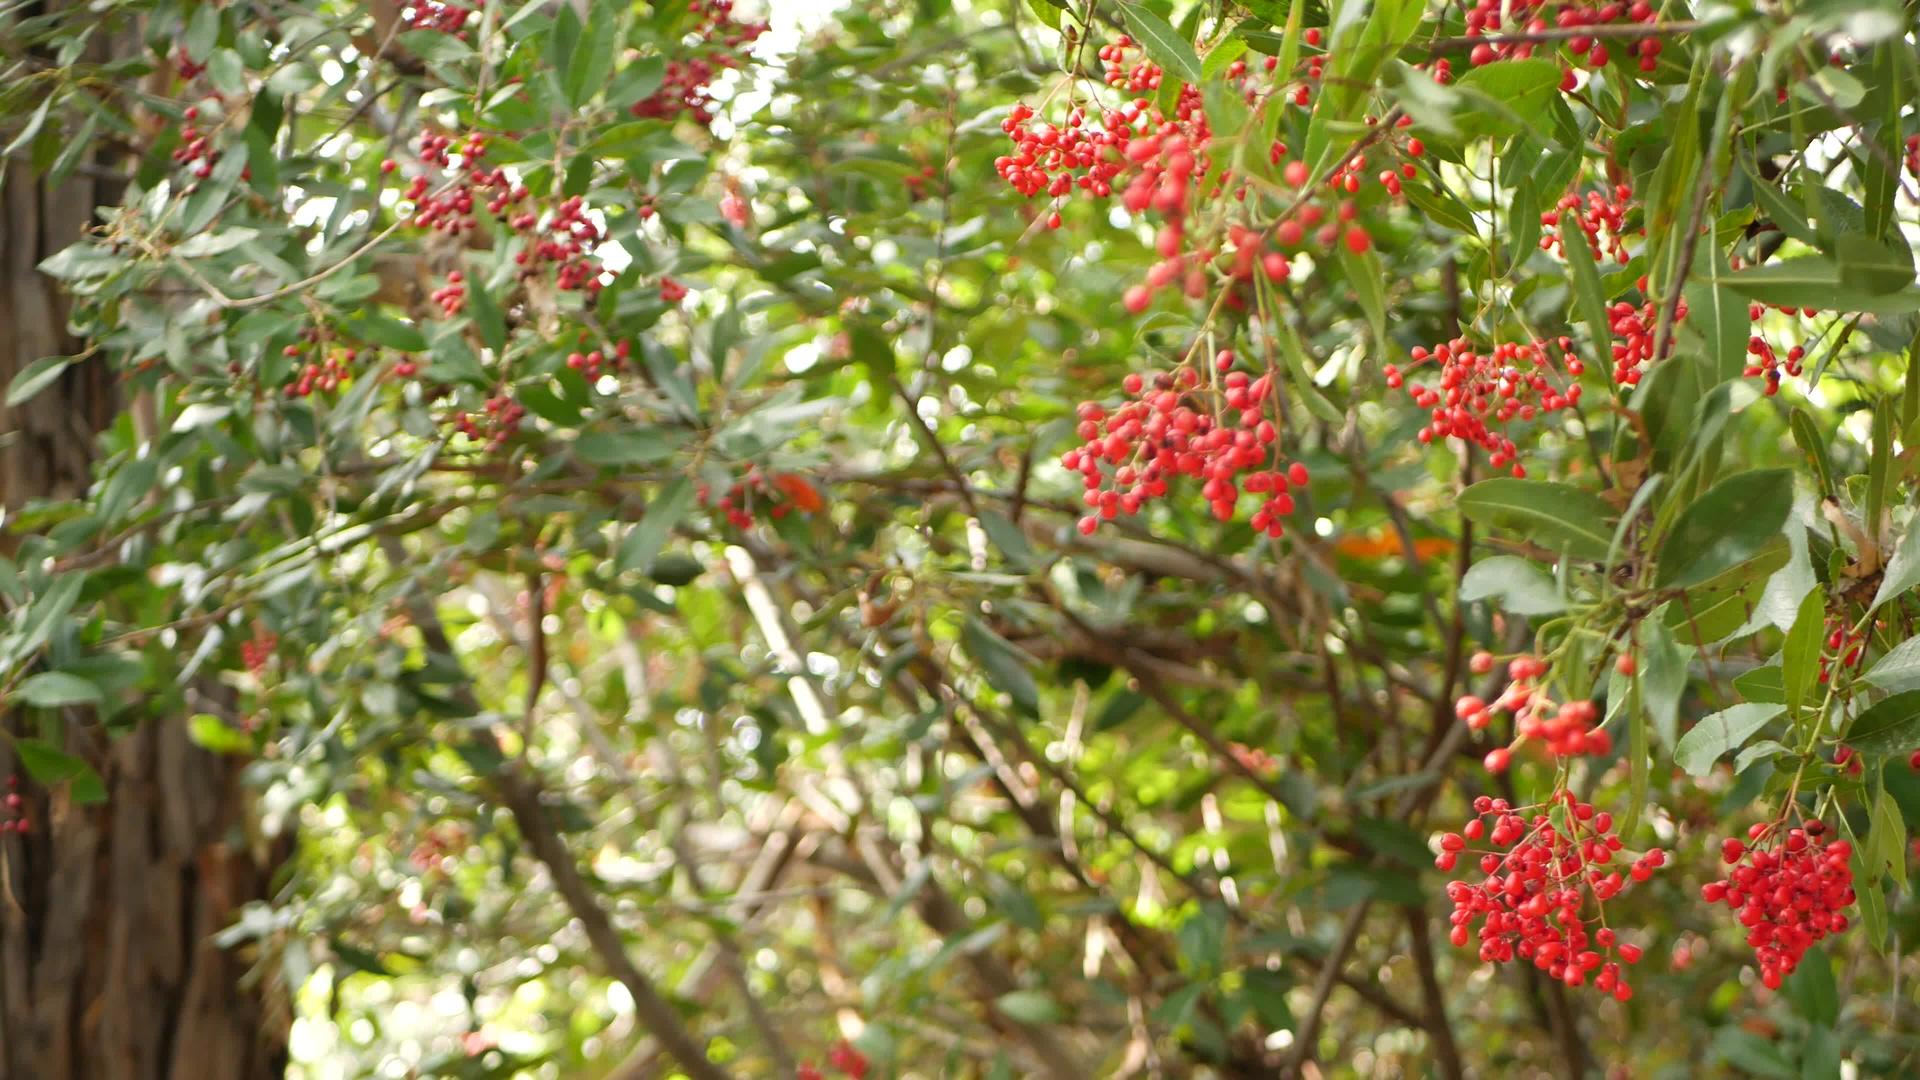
[1386,337,1584,475]
[240,627,278,680]
[1540,184,1635,265]
[279,332,363,399]
[1459,0,1664,81]
[1439,793,1664,999]
[170,103,224,180]
[628,0,769,127]
[1818,614,1867,683]
[1229,741,1280,775]
[402,1,472,35]
[453,394,527,451]
[1060,361,1309,538]
[697,468,825,530]
[1,776,29,836]
[796,1040,868,1080]
[1457,653,1613,771]
[565,337,633,380]
[432,270,467,317]
[403,132,607,296]
[998,33,1418,314]
[1701,822,1853,989]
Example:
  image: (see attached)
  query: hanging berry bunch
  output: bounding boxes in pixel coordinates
[628,0,770,127]
[699,467,826,530]
[1439,793,1666,1000]
[1702,822,1854,989]
[1457,0,1665,83]
[1457,654,1613,771]
[1060,359,1309,538]
[1386,337,1586,476]
[1,777,30,836]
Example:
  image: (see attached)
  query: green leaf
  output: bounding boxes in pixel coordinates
[976,511,1036,572]
[1835,230,1915,295]
[1454,58,1561,124]
[1743,160,1816,246]
[1784,947,1838,1027]
[566,0,621,107]
[547,3,581,78]
[616,477,694,576]
[1871,514,1920,610]
[1721,257,1920,314]
[1841,690,1920,755]
[14,738,91,784]
[184,4,221,62]
[465,261,507,353]
[1863,636,1920,693]
[962,616,1041,718]
[1338,248,1388,349]
[6,355,73,407]
[1116,4,1202,85]
[1869,786,1907,890]
[1459,556,1563,615]
[1782,586,1826,720]
[1456,478,1618,563]
[573,428,685,466]
[1733,665,1785,704]
[1562,214,1613,356]
[1274,318,1342,422]
[348,314,429,352]
[8,572,85,666]
[1686,280,1748,383]
[13,671,103,708]
[1654,469,1794,589]
[1201,37,1248,81]
[1674,702,1784,777]
[1640,613,1691,749]
[188,713,253,755]
[1788,408,1836,496]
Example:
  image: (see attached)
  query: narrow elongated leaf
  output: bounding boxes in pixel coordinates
[1721,257,1920,314]
[1788,408,1835,495]
[1456,478,1617,562]
[6,356,73,407]
[963,616,1041,717]
[616,477,693,575]
[1459,556,1563,615]
[1872,518,1920,610]
[13,671,103,708]
[1338,248,1388,348]
[1116,4,1201,85]
[14,738,90,783]
[1562,214,1613,355]
[1869,787,1906,889]
[574,428,685,466]
[1655,469,1794,588]
[1675,702,1785,776]
[1842,690,1920,755]
[1863,637,1920,693]
[1782,586,1826,720]
[1641,613,1691,748]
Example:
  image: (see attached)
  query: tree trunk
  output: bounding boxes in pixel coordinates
[0,104,291,1080]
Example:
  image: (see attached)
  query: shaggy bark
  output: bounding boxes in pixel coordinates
[0,35,291,1075]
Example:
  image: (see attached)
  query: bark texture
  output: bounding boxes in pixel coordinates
[0,37,292,1077]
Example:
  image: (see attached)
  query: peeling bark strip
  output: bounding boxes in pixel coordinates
[0,22,291,1071]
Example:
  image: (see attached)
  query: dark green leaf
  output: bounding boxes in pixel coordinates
[616,477,694,575]
[1456,478,1618,562]
[963,616,1041,718]
[1655,469,1794,589]
[1674,702,1783,776]
[13,671,103,708]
